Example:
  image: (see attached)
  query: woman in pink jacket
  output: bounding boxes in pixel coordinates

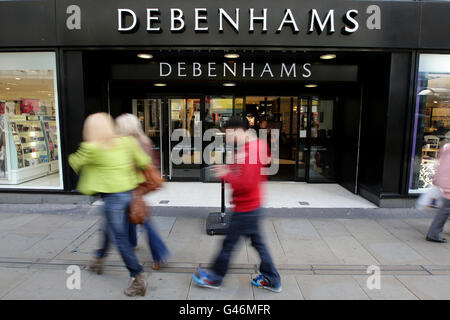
[427,143,450,243]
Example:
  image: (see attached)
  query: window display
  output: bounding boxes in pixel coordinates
[0,52,62,188]
[410,54,450,192]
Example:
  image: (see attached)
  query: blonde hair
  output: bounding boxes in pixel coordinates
[115,113,151,149]
[115,113,144,137]
[82,112,117,147]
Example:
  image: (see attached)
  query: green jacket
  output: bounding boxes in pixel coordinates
[68,136,151,195]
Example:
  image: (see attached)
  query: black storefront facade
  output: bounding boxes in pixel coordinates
[0,0,449,207]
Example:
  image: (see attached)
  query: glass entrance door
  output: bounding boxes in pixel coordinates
[297,97,337,182]
[168,97,202,180]
[132,98,162,174]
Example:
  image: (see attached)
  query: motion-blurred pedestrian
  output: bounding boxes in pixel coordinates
[427,143,450,243]
[69,112,150,296]
[192,117,282,292]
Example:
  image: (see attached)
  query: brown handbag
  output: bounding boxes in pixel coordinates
[129,191,149,225]
[129,165,164,224]
[136,164,164,195]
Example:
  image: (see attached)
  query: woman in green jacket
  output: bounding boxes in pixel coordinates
[69,112,151,297]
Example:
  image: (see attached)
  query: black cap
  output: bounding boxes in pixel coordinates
[225,117,249,130]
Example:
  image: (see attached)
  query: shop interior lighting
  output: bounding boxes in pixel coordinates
[137,53,153,59]
[15,77,21,80]
[153,83,167,87]
[320,54,336,60]
[224,53,240,59]
[223,82,236,87]
[5,87,10,90]
[305,84,318,88]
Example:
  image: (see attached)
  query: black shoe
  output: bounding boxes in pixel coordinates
[426,236,447,243]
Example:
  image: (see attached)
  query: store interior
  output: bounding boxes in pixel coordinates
[0,65,61,189]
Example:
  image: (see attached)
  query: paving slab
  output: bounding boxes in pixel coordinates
[309,219,352,237]
[169,218,205,236]
[337,219,398,241]
[295,275,369,300]
[280,239,341,265]
[400,240,450,265]
[0,267,37,298]
[358,240,431,265]
[18,214,72,234]
[396,275,450,300]
[353,275,418,300]
[188,274,253,300]
[0,214,40,231]
[376,219,426,242]
[0,232,47,258]
[136,272,191,300]
[322,236,380,265]
[273,219,321,240]
[70,269,134,300]
[252,275,304,300]
[2,268,75,300]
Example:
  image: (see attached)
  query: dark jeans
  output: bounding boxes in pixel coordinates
[211,209,281,287]
[427,197,450,240]
[95,191,143,278]
[129,220,170,263]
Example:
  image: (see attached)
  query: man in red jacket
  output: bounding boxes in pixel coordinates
[192,117,281,292]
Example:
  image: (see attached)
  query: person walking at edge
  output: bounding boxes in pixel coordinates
[192,117,282,293]
[68,112,151,296]
[427,143,450,243]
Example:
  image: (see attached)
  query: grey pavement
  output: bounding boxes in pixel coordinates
[0,204,450,300]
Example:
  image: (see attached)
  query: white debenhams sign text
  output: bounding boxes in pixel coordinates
[159,62,312,79]
[117,6,381,33]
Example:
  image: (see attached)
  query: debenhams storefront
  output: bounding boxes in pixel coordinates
[0,0,449,207]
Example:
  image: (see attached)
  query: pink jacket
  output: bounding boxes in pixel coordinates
[434,143,450,199]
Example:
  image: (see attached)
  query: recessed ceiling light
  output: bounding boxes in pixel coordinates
[320,54,336,60]
[153,83,167,87]
[15,77,21,80]
[305,84,318,88]
[137,53,153,59]
[434,101,439,103]
[5,88,10,90]
[223,82,236,87]
[224,53,240,59]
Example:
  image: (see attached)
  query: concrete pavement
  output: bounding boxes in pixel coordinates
[0,204,450,300]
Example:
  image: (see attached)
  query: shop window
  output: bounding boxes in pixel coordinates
[0,52,62,189]
[410,54,450,192]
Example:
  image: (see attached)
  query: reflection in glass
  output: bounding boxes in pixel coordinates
[410,54,450,192]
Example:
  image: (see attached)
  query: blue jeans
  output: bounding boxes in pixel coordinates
[211,209,281,287]
[95,191,143,278]
[129,220,170,263]
[427,197,450,240]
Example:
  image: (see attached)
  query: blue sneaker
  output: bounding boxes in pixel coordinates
[192,269,222,289]
[251,274,282,293]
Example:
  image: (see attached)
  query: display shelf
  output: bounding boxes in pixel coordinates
[2,114,59,184]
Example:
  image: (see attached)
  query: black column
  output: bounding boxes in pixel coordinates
[381,52,413,197]
[61,51,86,191]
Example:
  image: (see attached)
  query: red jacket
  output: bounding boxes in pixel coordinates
[223,138,270,212]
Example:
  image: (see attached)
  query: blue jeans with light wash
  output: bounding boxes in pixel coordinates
[129,220,170,263]
[210,208,281,287]
[427,197,450,240]
[95,191,143,278]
